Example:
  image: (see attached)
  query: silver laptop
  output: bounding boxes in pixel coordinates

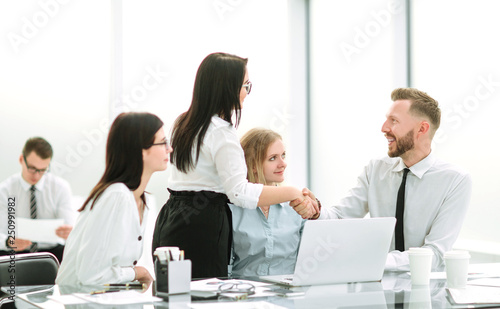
[260,217,396,286]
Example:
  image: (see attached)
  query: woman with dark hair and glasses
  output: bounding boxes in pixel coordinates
[152,52,317,279]
[56,112,172,286]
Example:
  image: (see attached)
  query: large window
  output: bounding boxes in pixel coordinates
[309,0,403,204]
[412,0,500,254]
[0,1,111,195]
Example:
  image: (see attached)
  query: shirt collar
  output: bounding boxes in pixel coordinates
[19,173,47,191]
[392,152,436,179]
[212,115,230,126]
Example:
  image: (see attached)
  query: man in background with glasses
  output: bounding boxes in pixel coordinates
[0,137,75,262]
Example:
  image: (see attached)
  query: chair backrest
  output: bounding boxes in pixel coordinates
[0,252,59,286]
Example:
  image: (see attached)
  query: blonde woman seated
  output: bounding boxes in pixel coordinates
[229,128,306,277]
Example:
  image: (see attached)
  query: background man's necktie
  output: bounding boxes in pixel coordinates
[29,185,38,252]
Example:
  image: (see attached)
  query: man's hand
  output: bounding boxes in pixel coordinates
[8,238,32,251]
[302,188,321,218]
[290,196,317,219]
[290,188,321,219]
[55,225,73,240]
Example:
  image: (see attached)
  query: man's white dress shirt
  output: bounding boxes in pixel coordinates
[0,173,74,250]
[320,153,472,271]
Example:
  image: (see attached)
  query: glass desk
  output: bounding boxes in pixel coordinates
[5,263,500,309]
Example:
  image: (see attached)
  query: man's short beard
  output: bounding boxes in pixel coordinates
[388,129,415,158]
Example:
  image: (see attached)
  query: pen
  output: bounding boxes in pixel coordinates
[103,283,145,289]
[90,289,120,295]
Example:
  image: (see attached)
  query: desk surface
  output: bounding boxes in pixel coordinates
[8,263,500,309]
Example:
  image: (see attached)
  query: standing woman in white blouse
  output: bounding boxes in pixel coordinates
[152,52,317,279]
[56,112,172,286]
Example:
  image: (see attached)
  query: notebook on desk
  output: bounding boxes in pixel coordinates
[260,217,396,286]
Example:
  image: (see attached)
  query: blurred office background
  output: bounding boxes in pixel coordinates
[1,0,499,262]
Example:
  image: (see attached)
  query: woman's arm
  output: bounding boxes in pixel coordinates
[210,126,315,218]
[260,186,316,219]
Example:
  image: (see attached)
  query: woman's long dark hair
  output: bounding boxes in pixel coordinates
[171,52,248,173]
[79,112,164,211]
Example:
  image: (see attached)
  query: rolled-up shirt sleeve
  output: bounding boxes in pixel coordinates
[208,126,263,209]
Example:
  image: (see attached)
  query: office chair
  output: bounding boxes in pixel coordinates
[0,252,59,286]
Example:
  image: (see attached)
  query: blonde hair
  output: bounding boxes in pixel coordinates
[240,128,282,185]
[391,88,441,138]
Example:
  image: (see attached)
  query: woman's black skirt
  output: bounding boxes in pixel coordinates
[152,189,232,279]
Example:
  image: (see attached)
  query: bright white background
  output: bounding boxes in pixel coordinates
[1,0,499,262]
[411,0,500,254]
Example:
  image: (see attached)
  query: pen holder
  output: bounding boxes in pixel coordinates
[154,258,191,296]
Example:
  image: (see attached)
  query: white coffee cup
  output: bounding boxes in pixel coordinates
[408,247,434,285]
[444,250,470,288]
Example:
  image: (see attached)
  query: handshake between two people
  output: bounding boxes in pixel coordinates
[290,188,320,220]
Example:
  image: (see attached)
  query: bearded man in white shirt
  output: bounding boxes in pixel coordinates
[0,137,74,262]
[298,88,472,272]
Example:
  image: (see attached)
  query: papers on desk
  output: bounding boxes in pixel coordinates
[47,294,88,305]
[17,218,63,243]
[468,278,500,287]
[190,301,288,309]
[448,285,500,305]
[412,271,500,280]
[72,290,162,305]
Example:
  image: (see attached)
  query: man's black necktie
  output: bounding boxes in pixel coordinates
[395,168,410,252]
[30,185,38,252]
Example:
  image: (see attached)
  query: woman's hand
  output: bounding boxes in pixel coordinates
[133,266,153,288]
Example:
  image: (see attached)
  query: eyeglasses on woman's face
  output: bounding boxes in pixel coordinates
[148,140,172,150]
[242,80,252,95]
